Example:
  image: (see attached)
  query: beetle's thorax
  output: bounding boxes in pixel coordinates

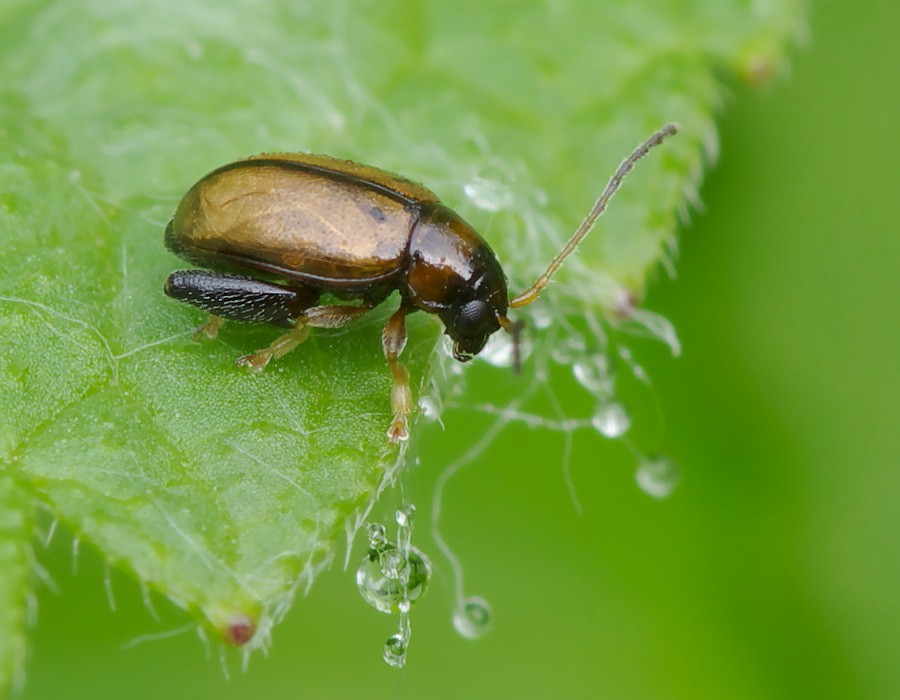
[404,205,506,311]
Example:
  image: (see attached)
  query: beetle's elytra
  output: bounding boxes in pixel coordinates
[164,125,678,441]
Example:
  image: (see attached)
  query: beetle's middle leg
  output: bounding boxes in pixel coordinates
[236,299,379,371]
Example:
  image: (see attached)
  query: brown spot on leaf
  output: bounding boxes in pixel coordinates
[224,614,256,646]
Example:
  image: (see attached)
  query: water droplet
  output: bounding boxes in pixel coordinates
[452,597,493,639]
[477,329,531,368]
[357,545,432,614]
[636,457,681,499]
[366,523,387,548]
[613,287,636,317]
[551,344,574,365]
[463,178,513,212]
[396,503,416,528]
[572,353,613,396]
[627,308,682,357]
[418,395,442,422]
[591,402,631,438]
[529,301,553,330]
[383,633,407,668]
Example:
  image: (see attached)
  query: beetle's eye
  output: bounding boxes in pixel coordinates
[457,299,488,332]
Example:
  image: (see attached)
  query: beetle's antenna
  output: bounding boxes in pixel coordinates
[509,123,679,309]
[497,315,525,374]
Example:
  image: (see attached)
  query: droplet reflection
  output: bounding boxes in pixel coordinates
[636,456,681,499]
[383,633,407,668]
[452,596,493,640]
[591,402,631,438]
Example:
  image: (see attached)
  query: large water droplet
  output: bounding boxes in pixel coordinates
[383,633,407,668]
[636,457,681,499]
[452,597,493,640]
[357,545,431,614]
[591,402,631,438]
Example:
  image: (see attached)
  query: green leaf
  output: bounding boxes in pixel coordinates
[0,474,31,696]
[0,0,803,671]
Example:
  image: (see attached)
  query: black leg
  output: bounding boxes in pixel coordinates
[164,270,318,328]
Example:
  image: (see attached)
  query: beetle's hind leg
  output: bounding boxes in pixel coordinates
[164,270,317,331]
[236,299,380,371]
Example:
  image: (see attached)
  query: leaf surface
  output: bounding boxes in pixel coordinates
[0,0,804,671]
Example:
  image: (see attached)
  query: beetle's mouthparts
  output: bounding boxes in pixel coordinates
[452,345,476,363]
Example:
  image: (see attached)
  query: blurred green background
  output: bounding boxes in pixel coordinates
[21,1,900,698]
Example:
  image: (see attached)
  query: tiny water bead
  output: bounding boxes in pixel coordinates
[591,401,631,439]
[366,522,388,548]
[383,633,407,668]
[418,395,442,422]
[452,597,493,640]
[636,456,681,499]
[395,503,416,529]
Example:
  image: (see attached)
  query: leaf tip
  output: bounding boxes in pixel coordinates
[222,613,256,647]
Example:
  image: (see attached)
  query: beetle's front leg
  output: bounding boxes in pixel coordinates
[382,306,414,443]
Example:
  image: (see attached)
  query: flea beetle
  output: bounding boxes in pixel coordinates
[164,124,677,441]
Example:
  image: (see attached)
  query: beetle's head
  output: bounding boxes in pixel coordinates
[441,266,527,366]
[443,297,502,362]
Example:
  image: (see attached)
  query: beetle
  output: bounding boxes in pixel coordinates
[164,124,677,442]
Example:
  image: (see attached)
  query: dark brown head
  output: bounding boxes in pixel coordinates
[439,276,507,362]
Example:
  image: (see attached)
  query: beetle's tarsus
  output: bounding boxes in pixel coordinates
[387,418,409,443]
[236,350,273,372]
[194,315,224,341]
